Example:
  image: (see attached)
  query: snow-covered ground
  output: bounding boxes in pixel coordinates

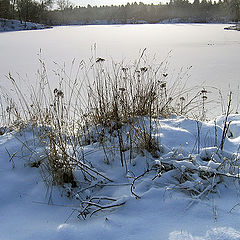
[224,24,240,31]
[0,18,50,32]
[0,20,239,240]
[2,115,240,239]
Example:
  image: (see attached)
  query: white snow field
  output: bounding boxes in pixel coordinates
[0,24,240,96]
[2,115,240,240]
[1,24,240,119]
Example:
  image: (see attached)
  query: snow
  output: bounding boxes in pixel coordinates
[224,24,240,31]
[212,115,240,139]
[0,18,50,32]
[169,228,240,240]
[0,24,240,103]
[2,115,240,239]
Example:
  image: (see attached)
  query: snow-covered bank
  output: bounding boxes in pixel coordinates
[0,18,51,32]
[224,24,240,31]
[61,19,148,25]
[54,19,231,26]
[2,115,240,239]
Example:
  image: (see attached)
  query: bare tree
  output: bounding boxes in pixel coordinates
[229,0,240,22]
[56,0,71,11]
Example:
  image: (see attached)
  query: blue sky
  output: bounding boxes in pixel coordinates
[72,0,169,7]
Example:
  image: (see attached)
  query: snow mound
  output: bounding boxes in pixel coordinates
[224,25,240,31]
[0,18,50,32]
[213,114,240,139]
[2,115,240,239]
[169,227,240,240]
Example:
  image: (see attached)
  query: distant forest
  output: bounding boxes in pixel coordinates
[0,0,239,25]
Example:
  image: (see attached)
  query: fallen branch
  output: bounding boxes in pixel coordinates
[78,196,126,219]
[229,203,240,213]
[131,169,152,199]
[69,155,113,182]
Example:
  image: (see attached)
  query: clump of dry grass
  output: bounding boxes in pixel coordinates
[0,53,210,189]
[83,53,213,169]
[87,55,195,125]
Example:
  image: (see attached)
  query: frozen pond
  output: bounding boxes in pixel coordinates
[0,24,240,115]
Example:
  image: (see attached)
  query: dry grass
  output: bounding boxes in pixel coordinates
[0,53,212,188]
[2,54,240,220]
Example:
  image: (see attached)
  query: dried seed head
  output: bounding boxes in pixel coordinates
[119,87,126,91]
[58,90,64,98]
[160,82,167,88]
[140,67,148,72]
[96,57,105,63]
[54,88,64,98]
[54,88,58,95]
[180,97,185,101]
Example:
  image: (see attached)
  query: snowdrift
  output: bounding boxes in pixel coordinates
[1,115,240,239]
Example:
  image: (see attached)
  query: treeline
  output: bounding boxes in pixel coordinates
[0,0,239,25]
[0,0,52,23]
